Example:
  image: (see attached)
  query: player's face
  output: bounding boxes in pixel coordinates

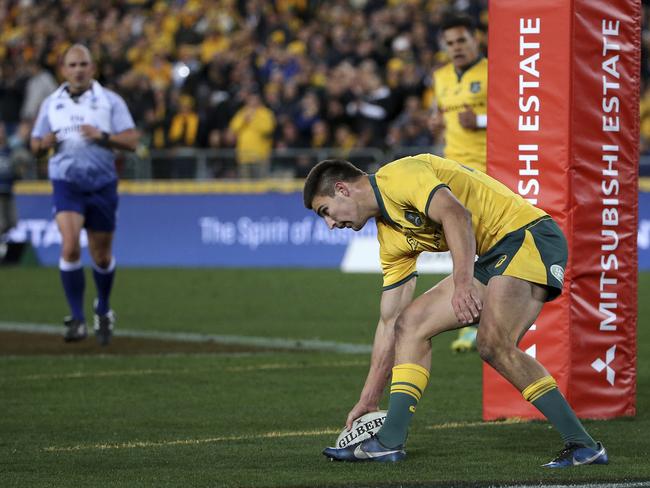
[442,27,480,70]
[62,48,94,92]
[312,186,367,231]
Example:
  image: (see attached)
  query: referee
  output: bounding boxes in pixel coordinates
[30,44,138,345]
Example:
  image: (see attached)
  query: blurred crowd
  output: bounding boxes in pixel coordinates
[2,0,650,179]
[0,0,490,178]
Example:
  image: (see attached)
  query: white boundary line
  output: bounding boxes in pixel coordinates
[40,419,542,452]
[10,360,367,381]
[0,321,372,354]
[43,428,341,452]
[425,417,528,429]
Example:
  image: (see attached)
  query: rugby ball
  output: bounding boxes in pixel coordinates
[334,410,387,448]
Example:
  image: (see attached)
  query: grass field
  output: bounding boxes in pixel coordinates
[0,267,648,487]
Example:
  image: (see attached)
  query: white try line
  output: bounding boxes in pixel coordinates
[42,419,536,453]
[11,360,368,382]
[0,321,372,354]
[426,417,528,430]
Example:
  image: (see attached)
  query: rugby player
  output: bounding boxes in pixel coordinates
[430,14,488,352]
[303,155,607,467]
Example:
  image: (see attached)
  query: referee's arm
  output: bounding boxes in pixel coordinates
[81,125,139,152]
[30,133,58,157]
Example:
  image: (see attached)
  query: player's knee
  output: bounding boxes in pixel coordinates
[394,312,420,341]
[477,331,517,366]
[394,310,428,342]
[394,313,408,340]
[476,335,494,363]
[61,245,81,262]
[476,332,504,364]
[93,255,112,269]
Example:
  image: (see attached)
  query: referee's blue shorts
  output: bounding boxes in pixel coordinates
[51,180,118,232]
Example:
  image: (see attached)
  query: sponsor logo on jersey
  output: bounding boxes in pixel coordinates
[404,211,423,227]
[550,264,565,284]
[470,81,481,93]
[406,234,419,251]
[495,254,508,268]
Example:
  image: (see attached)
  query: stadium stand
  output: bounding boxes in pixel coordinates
[0,0,648,178]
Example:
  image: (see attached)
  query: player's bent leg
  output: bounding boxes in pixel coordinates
[56,212,87,341]
[394,275,481,365]
[88,231,116,346]
[478,276,601,464]
[475,276,547,389]
[376,276,484,450]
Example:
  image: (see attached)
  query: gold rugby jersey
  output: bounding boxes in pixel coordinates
[433,57,487,172]
[371,154,546,288]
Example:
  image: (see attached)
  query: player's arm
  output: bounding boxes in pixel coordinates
[426,187,481,324]
[458,105,487,130]
[345,278,417,429]
[427,78,446,137]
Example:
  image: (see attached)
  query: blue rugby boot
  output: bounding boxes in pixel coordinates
[542,442,608,468]
[323,435,405,462]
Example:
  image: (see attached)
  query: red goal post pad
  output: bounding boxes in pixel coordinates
[483,0,639,420]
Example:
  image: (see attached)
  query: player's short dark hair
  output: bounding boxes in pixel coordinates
[303,159,366,209]
[440,13,476,35]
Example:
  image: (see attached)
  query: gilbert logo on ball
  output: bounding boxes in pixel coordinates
[335,411,387,448]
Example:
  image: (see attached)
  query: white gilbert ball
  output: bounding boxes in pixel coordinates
[335,411,387,448]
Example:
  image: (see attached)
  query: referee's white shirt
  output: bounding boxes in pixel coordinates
[32,80,135,191]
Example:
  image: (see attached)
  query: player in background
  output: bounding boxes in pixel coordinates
[304,155,607,467]
[429,14,488,353]
[30,44,138,345]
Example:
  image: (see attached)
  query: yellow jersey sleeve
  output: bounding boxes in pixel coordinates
[376,157,449,216]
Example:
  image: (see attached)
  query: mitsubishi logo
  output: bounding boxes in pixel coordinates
[591,345,616,386]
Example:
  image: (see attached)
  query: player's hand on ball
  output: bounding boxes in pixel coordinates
[335,411,387,448]
[346,400,379,430]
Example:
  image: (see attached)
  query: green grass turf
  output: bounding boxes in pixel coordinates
[0,268,648,487]
[0,267,388,342]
